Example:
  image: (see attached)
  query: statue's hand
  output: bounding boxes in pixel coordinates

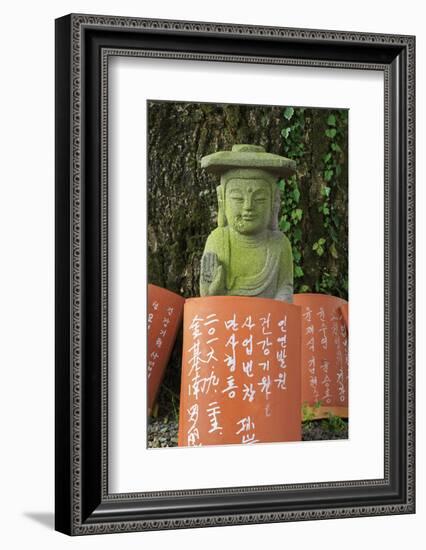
[201,252,226,296]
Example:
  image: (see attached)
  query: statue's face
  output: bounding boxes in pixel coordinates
[225,178,272,235]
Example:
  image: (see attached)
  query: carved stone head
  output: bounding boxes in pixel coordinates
[202,144,296,233]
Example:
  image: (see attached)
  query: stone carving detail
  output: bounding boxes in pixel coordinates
[200,144,296,303]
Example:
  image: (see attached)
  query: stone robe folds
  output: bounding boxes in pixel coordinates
[200,226,293,303]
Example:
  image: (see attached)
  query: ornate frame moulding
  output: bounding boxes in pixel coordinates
[55,13,415,535]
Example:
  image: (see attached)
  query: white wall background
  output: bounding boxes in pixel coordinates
[0,0,422,547]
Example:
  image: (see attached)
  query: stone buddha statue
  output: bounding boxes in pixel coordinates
[199,144,296,303]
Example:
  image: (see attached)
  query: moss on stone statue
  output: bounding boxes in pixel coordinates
[199,146,295,302]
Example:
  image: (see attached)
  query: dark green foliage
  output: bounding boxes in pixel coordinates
[301,400,323,424]
[321,412,348,433]
[278,106,348,299]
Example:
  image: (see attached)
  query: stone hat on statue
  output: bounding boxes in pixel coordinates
[200,144,296,178]
[201,144,296,231]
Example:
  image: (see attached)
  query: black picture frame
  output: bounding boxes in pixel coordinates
[55,13,415,535]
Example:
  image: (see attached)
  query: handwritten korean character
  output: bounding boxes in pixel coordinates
[224,314,239,331]
[258,375,272,400]
[303,307,312,322]
[259,313,272,335]
[256,336,272,355]
[259,360,270,372]
[242,334,253,356]
[274,372,287,390]
[242,383,256,402]
[242,360,254,378]
[278,316,287,332]
[222,375,238,398]
[242,315,255,330]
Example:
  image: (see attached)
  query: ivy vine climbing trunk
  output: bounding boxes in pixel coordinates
[279,107,349,299]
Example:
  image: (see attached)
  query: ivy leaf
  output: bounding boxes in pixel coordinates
[291,208,303,222]
[325,128,337,139]
[294,265,304,278]
[279,217,291,233]
[293,249,301,262]
[324,169,333,182]
[278,179,286,191]
[330,242,338,259]
[281,127,291,139]
[327,114,336,126]
[293,227,302,242]
[331,142,342,153]
[321,185,331,197]
[323,152,332,163]
[299,284,310,293]
[313,238,325,256]
[292,187,300,203]
[283,106,294,120]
